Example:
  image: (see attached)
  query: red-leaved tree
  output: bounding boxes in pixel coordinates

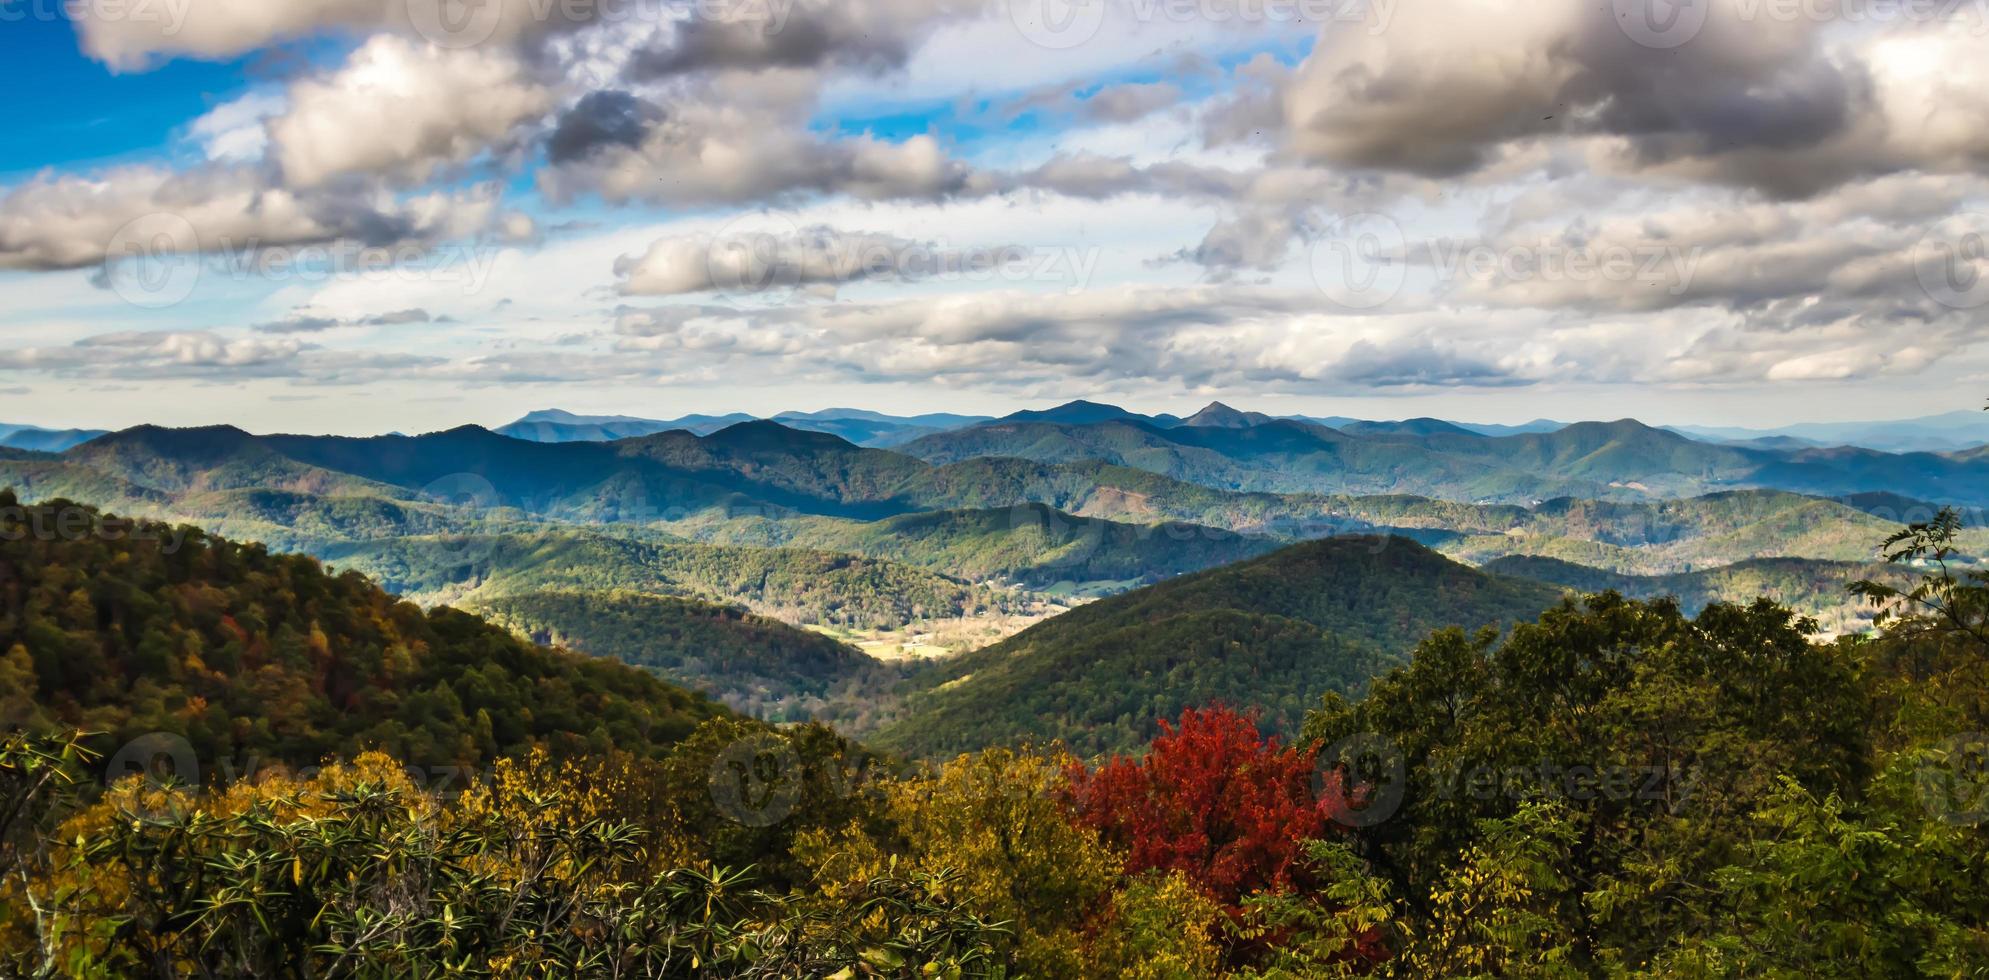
[1063,707,1334,906]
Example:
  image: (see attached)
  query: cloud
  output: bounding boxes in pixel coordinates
[185,91,287,162]
[0,329,445,384]
[627,0,989,78]
[614,224,1041,296]
[0,167,520,271]
[254,308,439,333]
[546,89,661,163]
[70,0,559,71]
[1278,1,1989,196]
[269,36,552,188]
[1002,79,1187,124]
[542,80,989,205]
[1427,173,1989,335]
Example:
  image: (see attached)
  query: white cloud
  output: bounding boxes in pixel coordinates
[270,36,552,188]
[0,166,522,271]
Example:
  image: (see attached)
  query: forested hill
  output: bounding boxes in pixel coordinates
[1482,554,1918,632]
[874,535,1564,757]
[0,493,728,772]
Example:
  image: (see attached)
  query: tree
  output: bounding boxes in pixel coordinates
[1065,708,1337,907]
[799,746,1123,977]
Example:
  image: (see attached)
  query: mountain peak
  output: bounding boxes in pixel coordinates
[996,400,1145,426]
[704,419,859,451]
[1181,402,1272,428]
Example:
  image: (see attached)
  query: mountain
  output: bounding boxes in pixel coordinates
[1452,419,1569,437]
[0,423,107,452]
[664,503,1284,591]
[498,408,989,448]
[872,536,1563,757]
[318,527,1030,630]
[1669,410,1989,453]
[1289,417,1569,438]
[494,409,736,442]
[775,408,991,428]
[992,399,1177,427]
[465,590,892,722]
[0,492,729,770]
[1481,554,1917,633]
[904,414,1989,506]
[1336,418,1481,438]
[1417,489,1910,573]
[902,415,1623,500]
[2,422,1947,582]
[1178,401,1274,428]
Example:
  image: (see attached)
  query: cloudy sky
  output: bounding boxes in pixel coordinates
[3,0,1987,434]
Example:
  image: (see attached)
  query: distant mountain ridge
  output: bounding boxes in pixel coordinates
[495,408,993,448]
[901,410,1989,507]
[1667,410,1989,453]
[0,423,108,453]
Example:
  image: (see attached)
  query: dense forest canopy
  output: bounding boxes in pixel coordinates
[0,483,1984,975]
[0,492,727,771]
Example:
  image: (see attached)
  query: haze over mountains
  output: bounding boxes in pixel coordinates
[466,402,1989,454]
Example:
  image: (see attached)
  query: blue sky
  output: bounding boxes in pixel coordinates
[1,0,1986,434]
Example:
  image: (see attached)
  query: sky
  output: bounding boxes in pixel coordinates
[2,0,1988,435]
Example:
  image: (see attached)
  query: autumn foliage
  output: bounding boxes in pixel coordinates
[1064,707,1336,906]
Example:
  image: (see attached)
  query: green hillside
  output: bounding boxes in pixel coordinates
[465,590,895,723]
[0,493,728,771]
[873,536,1563,758]
[666,503,1283,588]
[1480,554,1917,632]
[319,529,1028,629]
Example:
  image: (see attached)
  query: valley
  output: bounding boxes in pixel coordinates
[0,400,1961,734]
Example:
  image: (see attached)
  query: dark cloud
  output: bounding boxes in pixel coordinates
[1282,3,1989,196]
[547,90,661,164]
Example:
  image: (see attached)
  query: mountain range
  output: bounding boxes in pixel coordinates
[479,402,1989,455]
[0,423,107,453]
[0,399,1959,725]
[493,407,995,448]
